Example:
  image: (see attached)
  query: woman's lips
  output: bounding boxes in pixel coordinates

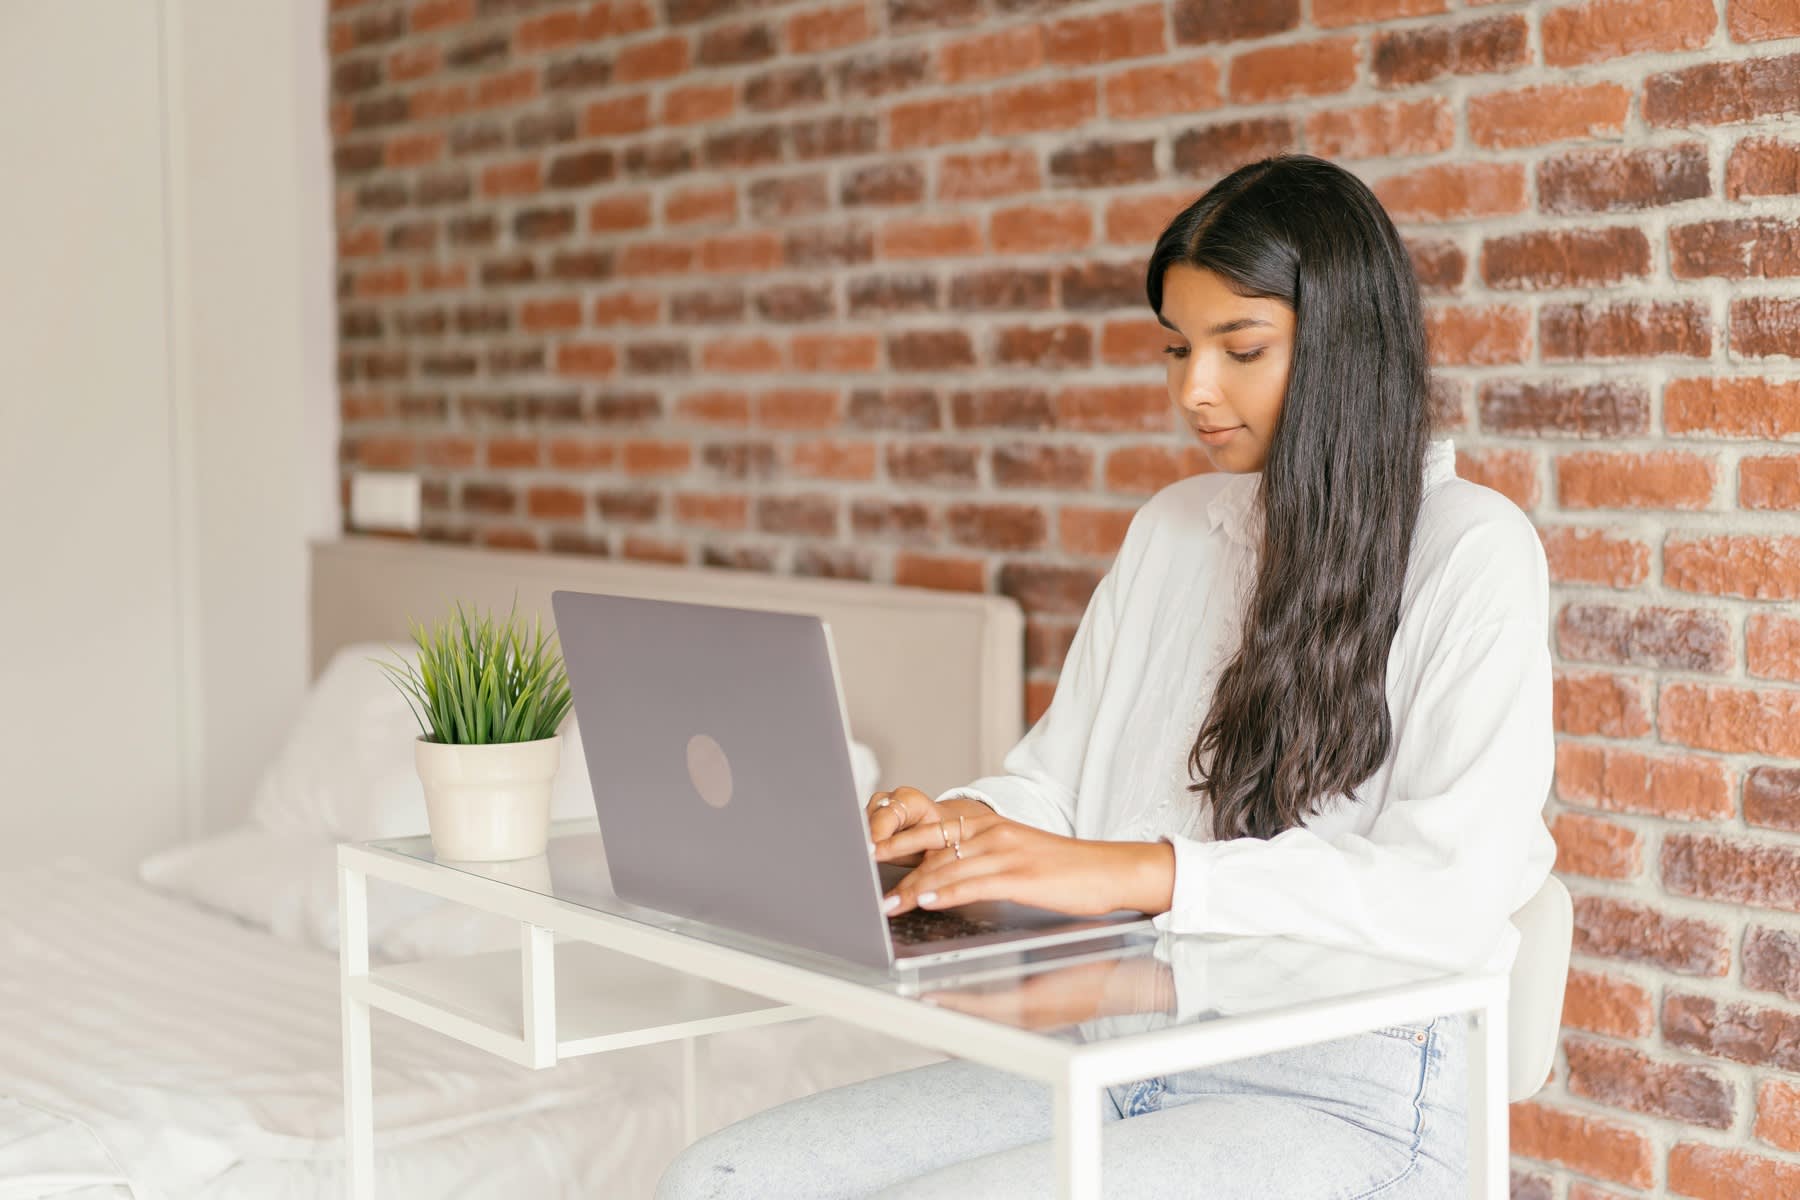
[1195,424,1242,444]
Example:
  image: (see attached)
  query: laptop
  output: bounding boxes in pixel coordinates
[549,589,1156,971]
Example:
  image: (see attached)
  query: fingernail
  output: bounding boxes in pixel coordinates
[882,895,900,913]
[917,891,937,906]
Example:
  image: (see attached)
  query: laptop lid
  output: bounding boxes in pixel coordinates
[550,589,896,969]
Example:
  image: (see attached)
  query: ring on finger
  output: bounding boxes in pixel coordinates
[954,843,963,860]
[892,801,909,826]
[875,796,891,808]
[939,824,951,849]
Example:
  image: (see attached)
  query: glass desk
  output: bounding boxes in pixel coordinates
[339,818,1510,1198]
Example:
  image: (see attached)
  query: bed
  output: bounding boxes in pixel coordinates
[1,536,1024,1199]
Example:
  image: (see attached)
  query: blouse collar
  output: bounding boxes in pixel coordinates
[1205,437,1458,550]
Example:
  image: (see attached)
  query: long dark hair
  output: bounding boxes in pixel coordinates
[1146,154,1432,842]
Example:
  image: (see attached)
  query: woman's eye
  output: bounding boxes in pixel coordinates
[1162,345,1189,359]
[1227,348,1266,363]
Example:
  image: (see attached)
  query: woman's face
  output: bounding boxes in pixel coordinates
[1157,263,1295,474]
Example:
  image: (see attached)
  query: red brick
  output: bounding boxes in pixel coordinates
[1314,0,1445,28]
[1755,1079,1800,1153]
[1406,237,1467,294]
[1730,294,1800,356]
[1054,385,1174,433]
[991,444,1094,489]
[1025,678,1055,726]
[786,3,869,54]
[887,96,984,151]
[1556,603,1731,672]
[1555,669,1652,737]
[1170,117,1299,178]
[1544,0,1716,66]
[790,439,876,481]
[1573,895,1730,976]
[1670,1143,1800,1198]
[1104,444,1211,494]
[1228,36,1359,103]
[663,82,735,126]
[1481,227,1651,289]
[1747,764,1800,830]
[1375,162,1528,222]
[1557,450,1717,510]
[894,552,984,594]
[998,562,1104,616]
[1665,992,1800,1070]
[886,444,979,487]
[1539,526,1651,588]
[754,389,837,430]
[589,194,653,233]
[945,503,1046,552]
[409,0,471,33]
[1469,82,1630,149]
[1538,143,1713,214]
[1479,379,1647,438]
[1731,0,1800,42]
[1371,15,1528,88]
[1748,612,1800,683]
[1645,52,1800,128]
[1541,301,1711,360]
[987,78,1097,137]
[990,203,1092,255]
[756,494,838,537]
[1673,217,1800,280]
[1665,534,1800,600]
[525,484,585,521]
[792,332,879,373]
[555,342,618,378]
[621,535,686,565]
[1305,98,1454,160]
[1563,1037,1735,1128]
[1659,681,1800,755]
[1555,743,1735,819]
[1552,811,1641,879]
[1727,135,1800,198]
[1744,923,1800,1001]
[881,216,983,260]
[1170,0,1300,45]
[1455,447,1540,508]
[544,438,617,472]
[674,493,748,531]
[1043,5,1166,68]
[1663,831,1800,913]
[1741,455,1800,512]
[938,26,1041,84]
[1562,967,1654,1038]
[1508,1101,1654,1188]
[1425,304,1530,366]
[1666,377,1800,438]
[1059,507,1135,558]
[937,149,1040,201]
[620,440,691,477]
[1103,58,1223,120]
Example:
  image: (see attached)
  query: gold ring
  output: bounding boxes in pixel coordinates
[940,824,952,849]
[892,801,909,826]
[954,843,963,860]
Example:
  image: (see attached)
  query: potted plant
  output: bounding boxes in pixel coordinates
[374,598,574,862]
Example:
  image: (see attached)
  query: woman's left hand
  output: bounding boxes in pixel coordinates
[874,811,1163,917]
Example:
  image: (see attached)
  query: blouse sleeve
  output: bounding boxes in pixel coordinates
[1150,527,1557,973]
[933,504,1152,838]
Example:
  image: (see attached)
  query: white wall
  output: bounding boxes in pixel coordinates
[0,0,336,871]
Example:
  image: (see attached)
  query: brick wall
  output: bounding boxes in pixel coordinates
[327,0,1800,1192]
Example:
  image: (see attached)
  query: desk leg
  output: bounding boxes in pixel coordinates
[339,865,374,1200]
[1055,1072,1101,1200]
[1467,987,1509,1200]
[681,1036,699,1146]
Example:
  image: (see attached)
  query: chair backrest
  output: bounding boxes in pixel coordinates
[1506,874,1573,1101]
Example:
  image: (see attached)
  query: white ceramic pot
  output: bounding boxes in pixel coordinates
[414,734,561,862]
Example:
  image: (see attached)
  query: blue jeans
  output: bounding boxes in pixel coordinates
[656,1015,1467,1198]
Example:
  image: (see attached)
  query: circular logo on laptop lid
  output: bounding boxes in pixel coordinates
[686,733,733,808]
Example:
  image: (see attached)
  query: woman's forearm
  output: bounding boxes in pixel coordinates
[1121,839,1177,916]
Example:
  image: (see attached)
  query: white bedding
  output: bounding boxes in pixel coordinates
[1,863,945,1199]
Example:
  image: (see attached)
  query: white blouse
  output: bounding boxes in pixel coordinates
[936,437,1557,975]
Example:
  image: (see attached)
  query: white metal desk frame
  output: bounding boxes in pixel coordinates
[339,840,1510,1200]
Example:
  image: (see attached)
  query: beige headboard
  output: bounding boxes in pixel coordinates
[308,537,1024,798]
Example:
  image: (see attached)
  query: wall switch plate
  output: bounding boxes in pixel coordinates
[350,470,421,532]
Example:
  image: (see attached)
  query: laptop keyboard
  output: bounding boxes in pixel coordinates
[888,906,1013,945]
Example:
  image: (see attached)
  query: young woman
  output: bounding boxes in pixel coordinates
[656,154,1556,1199]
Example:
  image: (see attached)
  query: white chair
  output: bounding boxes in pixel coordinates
[1504,875,1574,1100]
